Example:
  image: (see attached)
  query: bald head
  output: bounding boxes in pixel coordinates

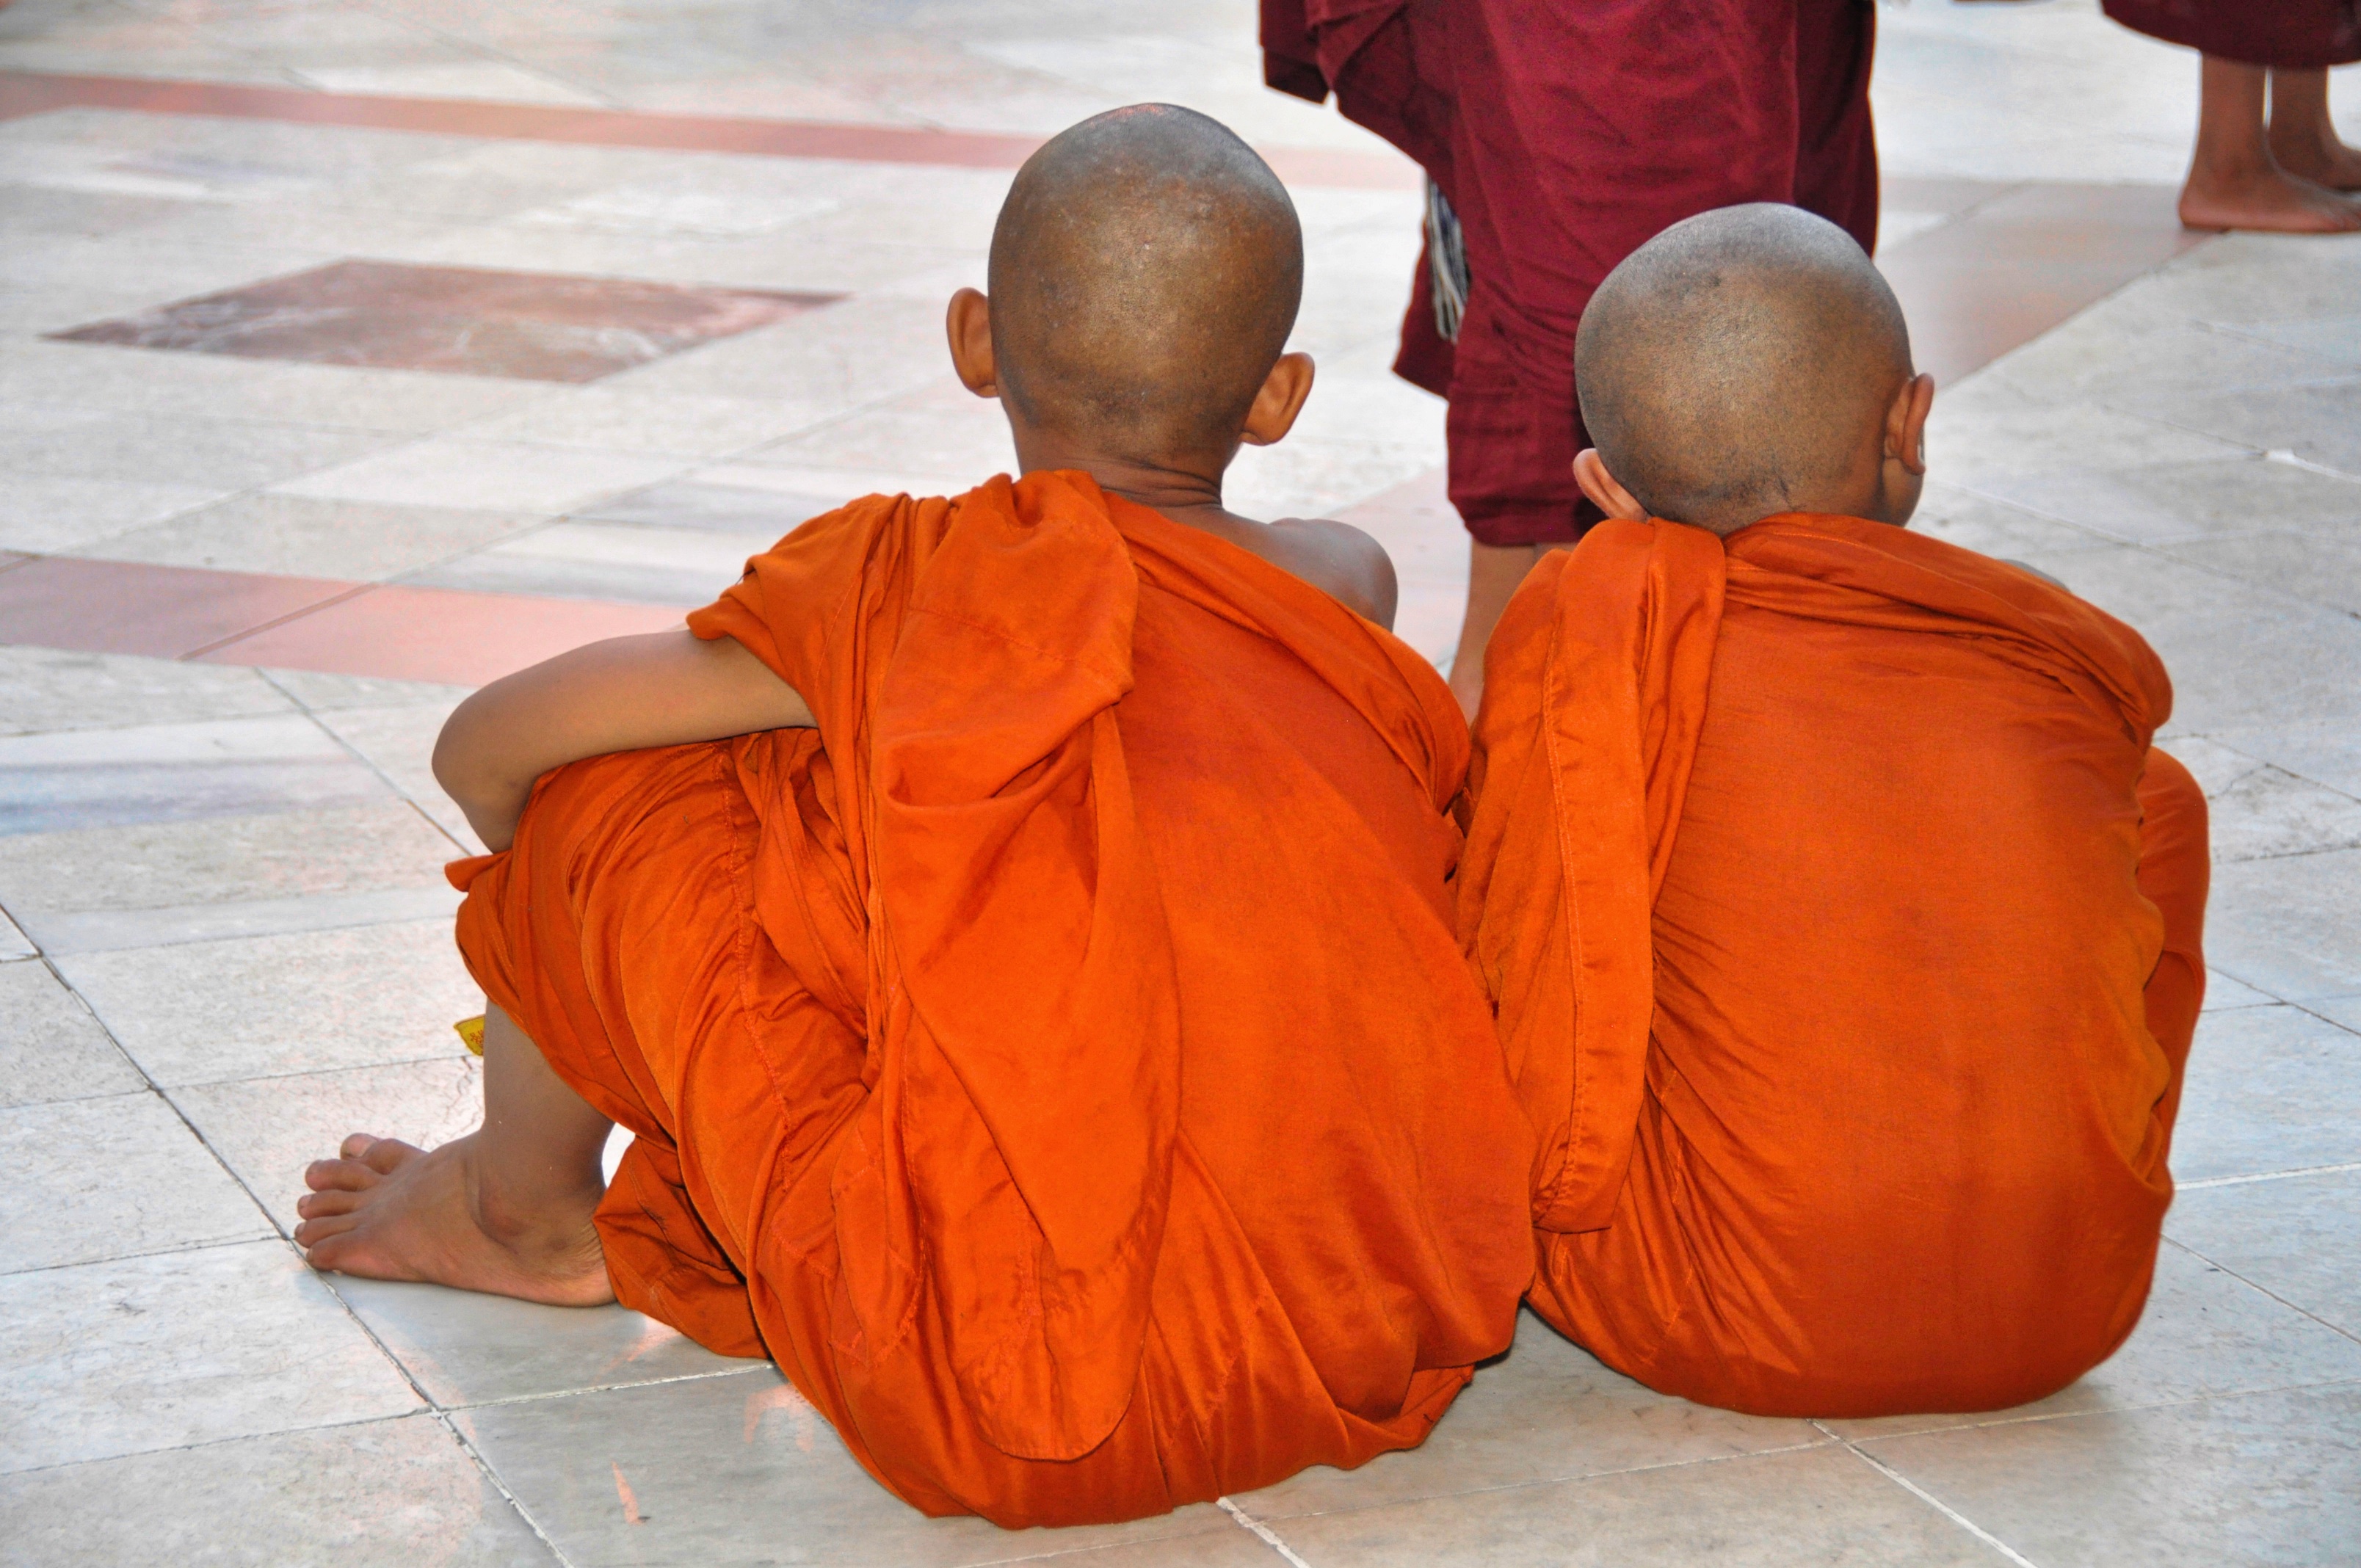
[987,104,1302,462]
[1576,204,1915,534]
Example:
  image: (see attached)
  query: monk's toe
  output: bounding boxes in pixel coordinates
[304,1155,379,1192]
[357,1136,424,1173]
[293,1211,358,1250]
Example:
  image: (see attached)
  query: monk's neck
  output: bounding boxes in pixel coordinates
[1011,436,1253,534]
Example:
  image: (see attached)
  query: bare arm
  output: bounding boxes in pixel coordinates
[432,629,814,852]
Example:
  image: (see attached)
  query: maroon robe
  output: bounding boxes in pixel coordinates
[2103,1,2361,68]
[1263,0,1880,546]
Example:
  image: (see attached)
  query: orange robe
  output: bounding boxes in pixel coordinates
[450,471,1534,1525]
[1459,515,2209,1417]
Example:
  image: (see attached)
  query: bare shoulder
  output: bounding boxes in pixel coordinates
[1258,516,1400,630]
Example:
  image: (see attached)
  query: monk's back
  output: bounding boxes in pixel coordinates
[1644,561,2176,1404]
[1480,516,2205,1420]
[1114,511,1519,1418]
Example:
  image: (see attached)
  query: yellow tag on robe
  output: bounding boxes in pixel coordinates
[454,1015,487,1056]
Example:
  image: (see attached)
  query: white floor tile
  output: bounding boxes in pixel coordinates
[0,1415,557,1568]
[59,917,479,1085]
[0,959,144,1108]
[0,1238,423,1473]
[0,1092,269,1272]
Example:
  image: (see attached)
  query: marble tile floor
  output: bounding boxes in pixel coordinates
[4,2,2361,1564]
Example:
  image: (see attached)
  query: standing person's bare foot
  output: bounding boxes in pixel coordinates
[297,1131,614,1305]
[2179,56,2361,233]
[2267,66,2361,192]
[2179,166,2361,233]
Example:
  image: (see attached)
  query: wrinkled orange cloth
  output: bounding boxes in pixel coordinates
[449,471,1533,1525]
[1459,514,2209,1418]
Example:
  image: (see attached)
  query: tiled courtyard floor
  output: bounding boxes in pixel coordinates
[2,1,2359,1564]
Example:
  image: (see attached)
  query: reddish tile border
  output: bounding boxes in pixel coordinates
[200,582,685,686]
[0,556,683,685]
[0,556,360,660]
[0,70,1418,190]
[1876,180,2207,388]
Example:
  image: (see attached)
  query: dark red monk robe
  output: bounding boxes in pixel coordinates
[1263,0,1881,545]
[2104,0,2361,68]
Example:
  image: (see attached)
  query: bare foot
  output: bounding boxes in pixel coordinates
[295,1132,614,1306]
[2271,134,2361,193]
[2178,165,2361,233]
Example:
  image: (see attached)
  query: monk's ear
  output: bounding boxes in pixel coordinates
[946,288,999,399]
[1573,449,1649,521]
[1888,372,1934,476]
[1239,352,1315,447]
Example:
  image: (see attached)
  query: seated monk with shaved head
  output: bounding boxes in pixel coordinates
[294,104,1531,1524]
[1460,203,2211,1417]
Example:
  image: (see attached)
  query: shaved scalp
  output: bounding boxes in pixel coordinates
[990,104,1302,461]
[1576,203,1913,533]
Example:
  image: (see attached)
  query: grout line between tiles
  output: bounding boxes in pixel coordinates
[1217,1495,1315,1567]
[156,1048,478,1095]
[950,1520,1250,1567]
[0,1227,276,1280]
[179,578,380,661]
[2159,1235,2361,1347]
[13,912,505,1487]
[261,667,475,857]
[1819,1423,2042,1568]
[2180,1160,2361,1190]
[435,1363,776,1414]
[1233,1436,1838,1530]
[1814,1371,2361,1444]
[15,940,311,1252]
[0,1405,450,1481]
[428,1407,584,1568]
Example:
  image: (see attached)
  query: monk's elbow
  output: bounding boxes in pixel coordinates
[431,697,498,810]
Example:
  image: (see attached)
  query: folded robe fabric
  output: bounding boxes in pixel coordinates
[449,471,1534,1525]
[1459,515,2209,1417]
[2103,0,2360,68]
[1261,0,1880,545]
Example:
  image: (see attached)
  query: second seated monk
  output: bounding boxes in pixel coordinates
[291,105,1534,1525]
[1459,204,2211,1417]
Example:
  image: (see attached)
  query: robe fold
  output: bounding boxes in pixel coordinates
[449,471,1534,1525]
[1459,515,2209,1417]
[1262,0,1880,545]
[2103,0,2361,69]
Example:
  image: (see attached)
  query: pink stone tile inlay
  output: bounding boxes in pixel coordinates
[0,556,359,660]
[198,583,686,686]
[50,262,842,384]
[1876,182,2206,390]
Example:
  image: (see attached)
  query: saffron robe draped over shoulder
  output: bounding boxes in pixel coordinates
[449,471,1534,1525]
[2103,0,2361,68]
[1458,515,2209,1416]
[1262,0,1880,545]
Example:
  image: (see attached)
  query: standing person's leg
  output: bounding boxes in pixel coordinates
[1448,542,1539,716]
[2178,55,2360,231]
[1791,0,1880,252]
[2268,66,2361,189]
[1435,0,1801,719]
[294,1003,615,1305]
